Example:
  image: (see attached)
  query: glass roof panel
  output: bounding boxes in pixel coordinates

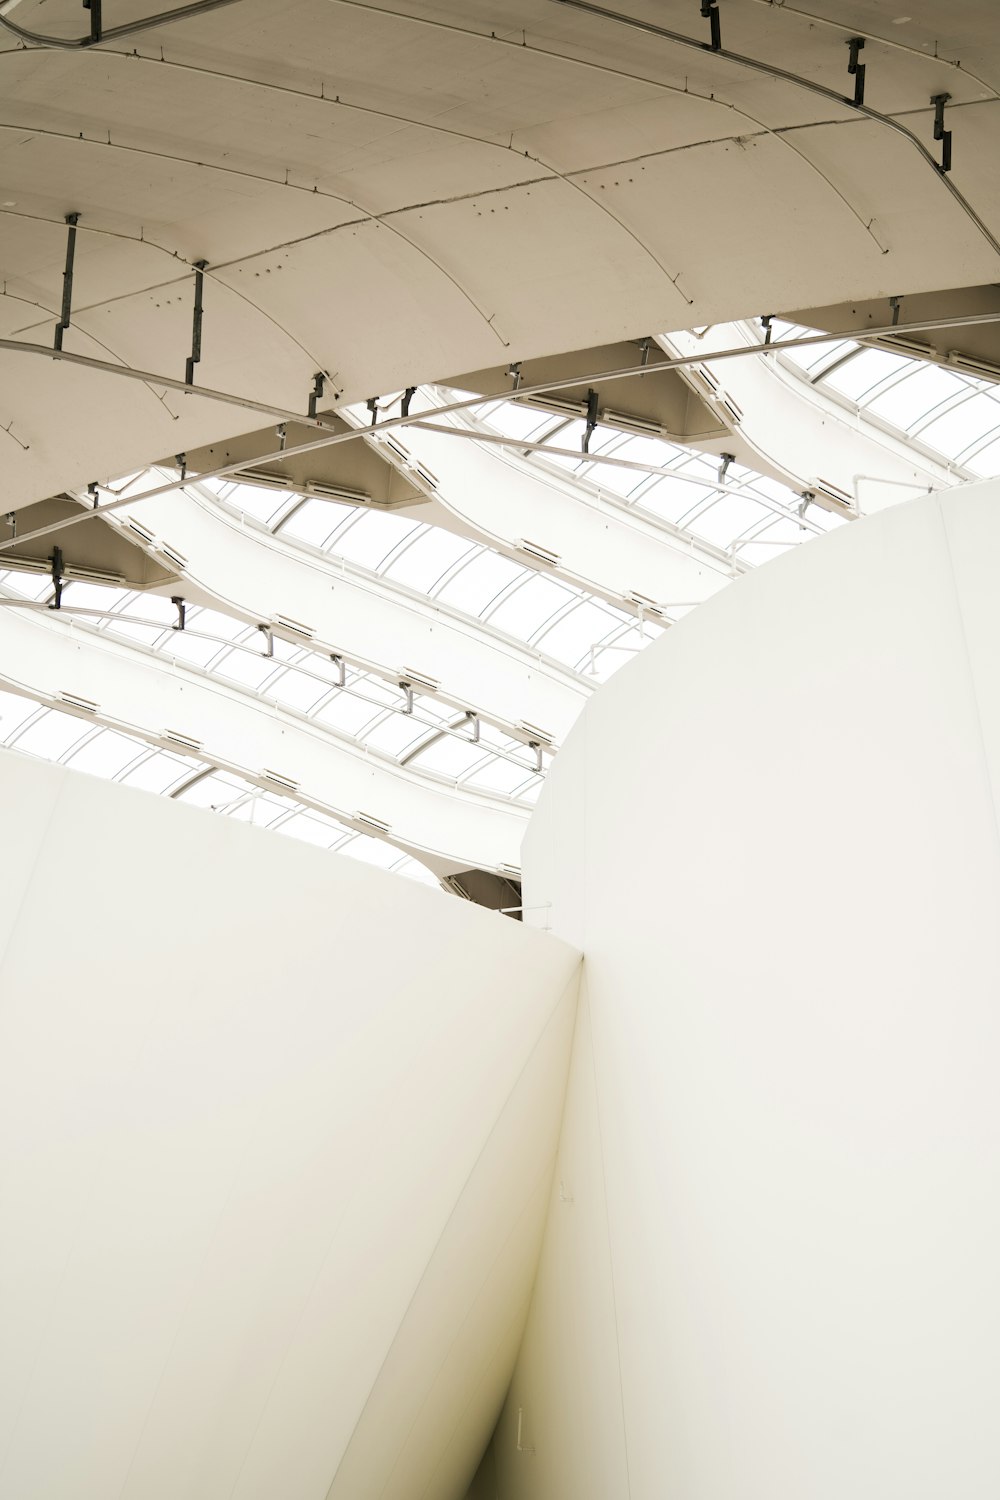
[382,529,475,593]
[434,551,527,615]
[65,728,147,779]
[11,710,92,760]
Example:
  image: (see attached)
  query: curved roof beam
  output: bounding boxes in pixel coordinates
[3,1,1000,506]
[659,324,958,517]
[97,475,589,747]
[352,398,737,616]
[0,599,529,876]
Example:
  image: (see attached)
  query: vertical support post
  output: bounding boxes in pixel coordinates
[184,260,207,386]
[171,596,187,631]
[700,0,721,51]
[401,387,417,417]
[931,94,952,172]
[49,546,64,610]
[308,373,324,420]
[366,397,379,427]
[761,314,773,344]
[54,213,80,351]
[582,388,599,453]
[846,38,866,108]
[82,0,102,43]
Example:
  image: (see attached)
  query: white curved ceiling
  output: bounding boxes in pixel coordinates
[3,0,1000,507]
[2,0,1000,885]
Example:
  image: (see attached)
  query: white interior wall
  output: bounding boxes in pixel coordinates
[0,753,580,1500]
[505,479,1000,1498]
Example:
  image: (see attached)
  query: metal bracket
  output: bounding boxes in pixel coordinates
[506,361,522,390]
[401,386,417,417]
[718,451,735,483]
[529,740,543,773]
[171,595,187,631]
[308,372,325,420]
[846,37,866,108]
[582,388,599,453]
[87,481,99,508]
[331,652,346,687]
[82,0,102,43]
[366,397,379,427]
[761,314,773,344]
[399,680,414,714]
[466,711,480,744]
[889,295,902,327]
[931,93,952,173]
[258,624,273,656]
[48,545,64,610]
[175,452,187,480]
[184,259,207,386]
[700,0,721,51]
[53,213,80,351]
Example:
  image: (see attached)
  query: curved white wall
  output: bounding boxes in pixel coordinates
[0,754,580,1500]
[503,479,1000,1499]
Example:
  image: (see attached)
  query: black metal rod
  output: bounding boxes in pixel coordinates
[308,373,324,420]
[401,386,417,417]
[700,0,721,51]
[84,0,103,44]
[582,387,599,453]
[171,595,187,631]
[931,94,952,173]
[53,213,80,351]
[846,37,865,108]
[184,260,207,386]
[49,545,64,610]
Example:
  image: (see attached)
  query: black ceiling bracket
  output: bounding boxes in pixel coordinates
[582,387,599,453]
[761,314,773,344]
[366,396,380,427]
[506,361,522,390]
[175,452,187,479]
[399,680,414,714]
[53,213,80,352]
[48,545,64,610]
[308,373,325,420]
[718,451,735,483]
[931,94,952,173]
[846,37,866,108]
[171,596,187,631]
[184,260,207,386]
[401,386,417,417]
[700,0,721,52]
[889,295,902,326]
[82,0,102,44]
